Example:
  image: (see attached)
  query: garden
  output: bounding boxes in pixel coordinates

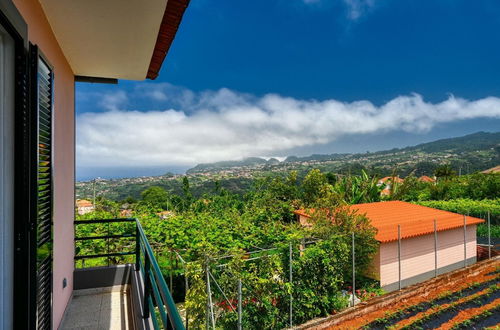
[75,169,500,328]
[337,263,500,329]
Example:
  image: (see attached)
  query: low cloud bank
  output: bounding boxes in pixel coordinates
[77,86,500,168]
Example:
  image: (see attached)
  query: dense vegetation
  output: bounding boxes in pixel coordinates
[77,170,383,328]
[76,169,500,328]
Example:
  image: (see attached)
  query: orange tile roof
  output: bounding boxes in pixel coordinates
[294,201,484,243]
[481,165,500,174]
[76,199,93,207]
[378,176,404,184]
[418,175,436,183]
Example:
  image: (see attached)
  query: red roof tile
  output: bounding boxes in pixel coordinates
[76,199,93,207]
[418,175,436,183]
[294,201,484,243]
[378,176,404,184]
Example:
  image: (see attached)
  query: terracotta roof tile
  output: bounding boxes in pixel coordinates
[378,176,404,184]
[294,201,484,243]
[481,165,500,174]
[76,199,93,207]
[418,175,436,183]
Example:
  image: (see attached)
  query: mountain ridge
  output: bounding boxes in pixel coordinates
[187,131,500,174]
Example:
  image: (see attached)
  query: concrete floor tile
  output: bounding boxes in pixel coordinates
[60,286,130,330]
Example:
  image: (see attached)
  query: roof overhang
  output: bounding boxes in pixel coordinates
[39,0,189,80]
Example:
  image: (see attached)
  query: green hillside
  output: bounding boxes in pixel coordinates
[76,131,500,201]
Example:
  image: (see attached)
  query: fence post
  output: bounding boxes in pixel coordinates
[185,272,189,329]
[488,212,491,259]
[352,232,355,307]
[207,267,215,329]
[398,224,402,290]
[289,241,293,328]
[434,219,438,277]
[143,255,151,318]
[238,279,242,330]
[463,215,467,268]
[107,221,110,267]
[170,249,174,296]
[205,262,210,330]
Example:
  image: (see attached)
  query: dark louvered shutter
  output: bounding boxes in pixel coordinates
[13,31,32,330]
[31,45,53,330]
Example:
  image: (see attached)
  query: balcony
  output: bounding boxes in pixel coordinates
[60,218,185,329]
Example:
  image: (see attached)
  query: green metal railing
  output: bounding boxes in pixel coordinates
[74,218,185,330]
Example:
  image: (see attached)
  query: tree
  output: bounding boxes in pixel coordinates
[141,186,170,209]
[301,169,330,206]
[434,164,456,179]
[326,172,338,185]
[182,176,193,209]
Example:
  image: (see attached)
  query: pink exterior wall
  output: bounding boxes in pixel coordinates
[378,225,477,288]
[12,1,75,328]
[298,214,313,228]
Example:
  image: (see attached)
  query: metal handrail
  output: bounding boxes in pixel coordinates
[74,218,185,329]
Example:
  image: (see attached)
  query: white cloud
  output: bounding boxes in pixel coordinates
[135,82,196,107]
[77,86,500,168]
[303,0,377,20]
[98,90,128,111]
[343,0,376,20]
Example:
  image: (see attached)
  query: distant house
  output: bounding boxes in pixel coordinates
[380,187,392,197]
[377,176,404,186]
[418,175,436,183]
[119,209,133,218]
[481,165,500,174]
[157,210,175,220]
[377,176,404,196]
[294,201,484,292]
[76,200,94,215]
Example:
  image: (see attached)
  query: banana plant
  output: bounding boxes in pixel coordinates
[335,170,383,204]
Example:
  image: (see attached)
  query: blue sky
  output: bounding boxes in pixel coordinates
[76,0,500,180]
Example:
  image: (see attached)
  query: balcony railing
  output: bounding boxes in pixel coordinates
[74,218,185,330]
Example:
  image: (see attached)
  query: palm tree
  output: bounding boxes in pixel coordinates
[434,164,456,179]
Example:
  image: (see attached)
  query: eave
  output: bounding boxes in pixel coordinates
[38,0,189,81]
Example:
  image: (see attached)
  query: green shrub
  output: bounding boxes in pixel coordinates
[477,224,500,238]
[415,199,500,225]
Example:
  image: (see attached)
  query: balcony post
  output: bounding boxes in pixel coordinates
[135,221,140,271]
[143,253,151,318]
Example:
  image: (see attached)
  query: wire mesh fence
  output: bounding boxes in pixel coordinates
[159,212,497,329]
[162,233,376,329]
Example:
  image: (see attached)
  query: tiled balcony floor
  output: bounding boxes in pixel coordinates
[60,285,132,330]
